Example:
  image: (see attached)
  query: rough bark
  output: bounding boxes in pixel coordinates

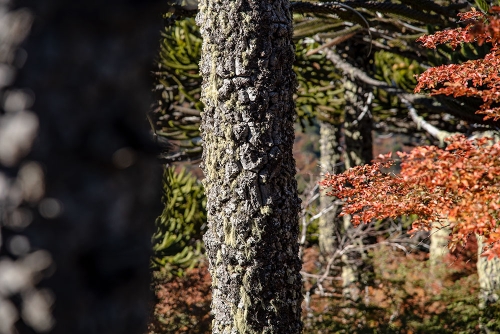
[318,121,341,256]
[196,0,302,333]
[196,0,303,332]
[0,1,165,333]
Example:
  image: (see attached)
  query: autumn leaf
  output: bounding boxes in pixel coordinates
[321,135,500,259]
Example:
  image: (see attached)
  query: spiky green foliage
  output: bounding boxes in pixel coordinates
[152,18,203,162]
[154,1,500,157]
[293,0,500,139]
[291,1,465,133]
[374,50,423,91]
[151,167,207,277]
[152,17,345,161]
[295,39,344,125]
[372,50,426,124]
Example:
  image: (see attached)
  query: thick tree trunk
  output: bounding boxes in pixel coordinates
[196,0,303,332]
[318,121,341,255]
[341,76,374,301]
[0,1,165,333]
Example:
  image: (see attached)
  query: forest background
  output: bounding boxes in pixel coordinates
[0,0,498,333]
[148,0,500,333]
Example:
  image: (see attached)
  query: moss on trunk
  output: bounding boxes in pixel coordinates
[196,0,303,332]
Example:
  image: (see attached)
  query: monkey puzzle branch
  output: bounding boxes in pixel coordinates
[320,44,452,140]
[400,97,452,143]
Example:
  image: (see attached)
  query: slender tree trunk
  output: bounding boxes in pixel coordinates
[318,121,342,255]
[341,75,374,301]
[472,132,500,333]
[429,222,450,267]
[196,0,303,332]
[342,77,373,170]
[1,1,165,333]
[477,235,500,333]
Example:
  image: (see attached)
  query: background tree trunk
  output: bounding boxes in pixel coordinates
[0,1,166,333]
[342,77,373,170]
[341,75,374,302]
[472,132,500,333]
[196,0,303,332]
[477,235,500,333]
[429,223,450,267]
[318,121,342,256]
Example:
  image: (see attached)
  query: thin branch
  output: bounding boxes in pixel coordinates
[318,43,456,140]
[172,105,201,116]
[309,201,343,222]
[352,91,374,126]
[306,31,358,56]
[401,97,453,142]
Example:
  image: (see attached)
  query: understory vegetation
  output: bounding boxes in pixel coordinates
[148,235,493,333]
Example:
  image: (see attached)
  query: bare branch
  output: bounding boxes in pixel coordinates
[401,97,452,142]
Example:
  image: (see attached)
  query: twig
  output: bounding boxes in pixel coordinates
[319,42,456,141]
[401,97,452,143]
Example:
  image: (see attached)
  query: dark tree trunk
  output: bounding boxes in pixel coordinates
[196,0,303,331]
[0,1,167,333]
[342,77,373,170]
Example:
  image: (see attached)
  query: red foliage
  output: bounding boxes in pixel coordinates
[320,135,500,259]
[415,7,500,121]
[147,266,212,333]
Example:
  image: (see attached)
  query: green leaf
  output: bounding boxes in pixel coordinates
[474,0,490,13]
[151,167,207,275]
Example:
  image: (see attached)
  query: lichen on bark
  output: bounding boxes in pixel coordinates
[196,0,303,332]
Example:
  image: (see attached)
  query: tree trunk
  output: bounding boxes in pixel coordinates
[477,236,500,307]
[196,0,303,332]
[477,235,500,333]
[318,121,341,256]
[472,133,500,333]
[429,222,450,267]
[342,77,373,170]
[1,1,165,333]
[341,75,374,301]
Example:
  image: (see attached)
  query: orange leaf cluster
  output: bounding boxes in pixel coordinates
[415,7,500,121]
[320,135,500,259]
